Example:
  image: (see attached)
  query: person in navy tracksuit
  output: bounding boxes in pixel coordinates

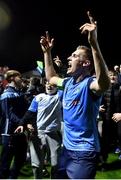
[0,70,28,179]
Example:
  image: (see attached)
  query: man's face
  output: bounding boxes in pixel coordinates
[114,65,119,72]
[14,75,23,89]
[67,48,89,76]
[108,71,118,84]
[45,82,57,95]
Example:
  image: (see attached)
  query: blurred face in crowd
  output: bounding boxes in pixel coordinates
[108,70,118,84]
[13,75,23,89]
[114,65,119,73]
[119,65,121,73]
[45,82,57,95]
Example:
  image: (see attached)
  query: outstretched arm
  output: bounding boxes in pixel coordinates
[40,31,63,85]
[80,11,110,94]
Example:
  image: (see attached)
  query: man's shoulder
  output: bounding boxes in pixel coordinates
[0,86,17,99]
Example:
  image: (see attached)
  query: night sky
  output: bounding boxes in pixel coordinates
[0,0,120,73]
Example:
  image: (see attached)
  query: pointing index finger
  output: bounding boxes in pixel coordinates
[87,11,95,24]
[46,31,50,42]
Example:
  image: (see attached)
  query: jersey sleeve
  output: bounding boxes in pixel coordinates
[28,97,38,112]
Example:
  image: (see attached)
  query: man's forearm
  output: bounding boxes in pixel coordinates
[19,111,36,126]
[44,51,58,81]
[91,42,110,91]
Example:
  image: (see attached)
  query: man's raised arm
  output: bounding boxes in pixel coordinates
[40,31,63,85]
[79,11,110,93]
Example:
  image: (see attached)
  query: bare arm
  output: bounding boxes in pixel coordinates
[80,11,110,94]
[40,32,63,85]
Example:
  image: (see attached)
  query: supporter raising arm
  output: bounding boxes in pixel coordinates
[40,11,110,94]
[40,11,110,179]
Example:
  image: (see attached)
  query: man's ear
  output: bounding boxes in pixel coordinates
[82,60,90,67]
[10,76,15,81]
[10,77,13,81]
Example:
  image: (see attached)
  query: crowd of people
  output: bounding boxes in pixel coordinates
[0,11,121,179]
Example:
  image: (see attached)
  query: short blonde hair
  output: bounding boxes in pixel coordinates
[4,70,21,82]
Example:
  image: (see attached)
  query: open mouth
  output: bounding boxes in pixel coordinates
[47,87,52,90]
[68,61,72,69]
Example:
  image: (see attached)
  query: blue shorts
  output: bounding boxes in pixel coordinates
[57,146,99,179]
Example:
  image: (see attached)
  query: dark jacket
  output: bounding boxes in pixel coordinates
[0,86,28,135]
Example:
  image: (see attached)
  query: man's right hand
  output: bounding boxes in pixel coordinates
[14,126,24,133]
[40,31,54,53]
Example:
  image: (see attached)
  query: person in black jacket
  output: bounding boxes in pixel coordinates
[0,70,29,179]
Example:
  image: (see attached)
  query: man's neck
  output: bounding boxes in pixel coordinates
[8,82,19,90]
[73,72,90,83]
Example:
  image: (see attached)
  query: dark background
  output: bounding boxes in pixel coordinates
[0,0,120,73]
